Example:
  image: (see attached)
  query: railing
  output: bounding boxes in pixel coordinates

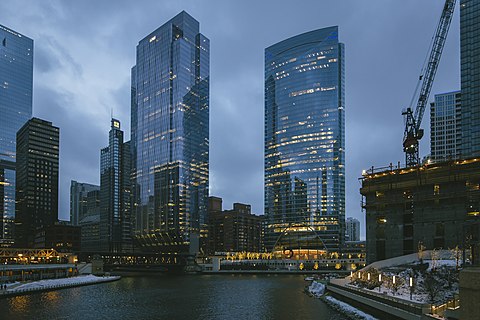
[328,281,428,316]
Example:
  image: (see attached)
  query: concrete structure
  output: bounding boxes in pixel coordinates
[0,24,33,246]
[430,91,462,163]
[459,267,480,320]
[208,197,264,253]
[264,27,345,254]
[35,222,81,252]
[346,217,361,241]
[131,11,209,255]
[15,118,59,248]
[361,159,480,264]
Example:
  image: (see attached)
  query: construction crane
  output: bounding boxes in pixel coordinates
[402,0,456,167]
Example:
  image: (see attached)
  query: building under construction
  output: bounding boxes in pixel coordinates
[360,158,480,264]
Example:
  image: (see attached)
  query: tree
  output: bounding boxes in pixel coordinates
[449,246,462,270]
[424,273,442,304]
[430,249,440,272]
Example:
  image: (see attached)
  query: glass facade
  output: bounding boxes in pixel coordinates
[131,11,209,254]
[264,27,345,254]
[0,24,33,246]
[70,181,100,226]
[430,91,462,163]
[99,119,132,253]
[460,0,480,157]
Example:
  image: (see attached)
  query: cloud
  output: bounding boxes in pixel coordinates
[0,0,460,237]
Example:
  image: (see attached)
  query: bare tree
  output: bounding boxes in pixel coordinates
[430,249,440,272]
[424,273,442,304]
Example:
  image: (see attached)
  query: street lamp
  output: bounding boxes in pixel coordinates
[409,276,414,300]
[378,274,382,292]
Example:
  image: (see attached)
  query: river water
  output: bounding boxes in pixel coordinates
[0,274,346,319]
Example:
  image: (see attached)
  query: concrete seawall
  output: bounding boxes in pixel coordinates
[0,275,120,298]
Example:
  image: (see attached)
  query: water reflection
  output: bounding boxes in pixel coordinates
[0,275,345,319]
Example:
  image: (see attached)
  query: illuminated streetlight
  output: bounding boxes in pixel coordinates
[378,274,383,292]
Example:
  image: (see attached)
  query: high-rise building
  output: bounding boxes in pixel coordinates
[264,27,345,256]
[208,197,264,254]
[361,160,480,264]
[99,119,131,253]
[430,91,462,163]
[131,11,209,255]
[346,217,360,242]
[70,181,100,226]
[460,0,480,157]
[0,24,33,246]
[78,189,101,252]
[15,118,59,248]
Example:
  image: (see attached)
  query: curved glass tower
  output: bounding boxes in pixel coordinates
[264,27,345,256]
[131,12,209,255]
[0,25,33,246]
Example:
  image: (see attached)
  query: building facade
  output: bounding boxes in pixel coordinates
[460,0,480,158]
[264,27,345,256]
[131,11,209,254]
[15,118,59,248]
[361,159,480,264]
[430,91,462,163]
[208,197,264,254]
[0,24,33,246]
[346,217,360,242]
[99,119,132,253]
[70,181,100,226]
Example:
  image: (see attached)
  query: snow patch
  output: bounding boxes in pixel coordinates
[308,281,325,297]
[324,296,378,320]
[9,275,119,292]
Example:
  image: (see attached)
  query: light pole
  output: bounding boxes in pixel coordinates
[409,276,413,299]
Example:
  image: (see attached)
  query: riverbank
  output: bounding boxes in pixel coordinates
[0,274,120,298]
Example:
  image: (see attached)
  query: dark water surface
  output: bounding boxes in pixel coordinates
[0,274,346,319]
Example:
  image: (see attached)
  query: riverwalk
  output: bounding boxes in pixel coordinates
[0,274,120,297]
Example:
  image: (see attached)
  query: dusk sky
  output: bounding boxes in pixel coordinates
[1,0,460,239]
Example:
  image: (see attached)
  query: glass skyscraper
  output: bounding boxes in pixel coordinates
[460,0,480,157]
[99,119,132,253]
[0,24,33,246]
[264,27,345,256]
[430,91,462,163]
[131,11,209,254]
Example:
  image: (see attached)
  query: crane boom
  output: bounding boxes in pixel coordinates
[403,0,456,167]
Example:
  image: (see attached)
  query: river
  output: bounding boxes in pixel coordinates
[0,274,346,319]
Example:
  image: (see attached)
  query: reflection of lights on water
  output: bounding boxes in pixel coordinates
[45,291,59,302]
[10,295,30,312]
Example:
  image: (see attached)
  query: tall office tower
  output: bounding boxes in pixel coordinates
[99,119,132,253]
[264,27,345,256]
[346,217,360,242]
[70,181,100,226]
[131,11,209,254]
[430,91,462,163]
[15,118,59,248]
[461,0,480,157]
[0,25,33,246]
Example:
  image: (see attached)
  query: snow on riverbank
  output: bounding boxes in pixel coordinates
[323,296,378,320]
[308,281,325,297]
[7,275,119,292]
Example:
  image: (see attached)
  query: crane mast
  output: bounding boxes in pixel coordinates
[403,0,456,167]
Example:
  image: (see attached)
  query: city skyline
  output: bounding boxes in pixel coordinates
[0,0,461,239]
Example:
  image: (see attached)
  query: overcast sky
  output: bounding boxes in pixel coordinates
[1,0,460,239]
